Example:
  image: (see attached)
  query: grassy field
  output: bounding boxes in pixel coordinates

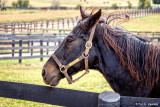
[0,10,80,23]
[122,14,160,32]
[0,9,134,23]
[6,0,140,7]
[0,58,111,107]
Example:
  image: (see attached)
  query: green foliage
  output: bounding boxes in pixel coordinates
[145,0,151,9]
[76,3,81,9]
[138,0,151,9]
[138,0,146,9]
[0,0,1,7]
[17,0,23,7]
[153,0,160,4]
[17,0,29,7]
[111,3,118,9]
[127,1,132,9]
[12,1,18,7]
[23,0,30,7]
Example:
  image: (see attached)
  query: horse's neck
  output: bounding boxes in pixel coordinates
[93,34,133,92]
[95,40,124,75]
[93,32,123,73]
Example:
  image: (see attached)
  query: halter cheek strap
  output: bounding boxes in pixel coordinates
[52,24,97,84]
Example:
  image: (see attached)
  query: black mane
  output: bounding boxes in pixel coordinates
[100,23,160,87]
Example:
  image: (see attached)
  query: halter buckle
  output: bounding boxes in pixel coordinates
[85,41,92,49]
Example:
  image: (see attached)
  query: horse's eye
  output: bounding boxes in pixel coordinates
[99,20,104,23]
[81,35,88,40]
[66,36,74,43]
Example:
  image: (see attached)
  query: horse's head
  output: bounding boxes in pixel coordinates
[42,7,102,86]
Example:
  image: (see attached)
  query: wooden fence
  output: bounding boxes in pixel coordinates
[0,33,66,63]
[59,30,160,37]
[131,31,160,36]
[0,17,79,34]
[4,6,138,10]
[0,8,160,34]
[0,31,160,63]
[0,81,160,107]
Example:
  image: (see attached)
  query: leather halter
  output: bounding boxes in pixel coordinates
[52,23,97,84]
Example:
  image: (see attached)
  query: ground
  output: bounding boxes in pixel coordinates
[0,9,133,23]
[0,10,80,23]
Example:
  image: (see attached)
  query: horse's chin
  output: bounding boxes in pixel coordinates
[49,77,61,86]
[43,70,74,86]
[43,75,61,86]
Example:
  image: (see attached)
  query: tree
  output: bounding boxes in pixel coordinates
[12,1,18,7]
[145,0,151,9]
[17,0,29,7]
[111,3,118,9]
[153,0,160,4]
[17,0,23,7]
[138,0,146,9]
[138,0,151,9]
[23,0,29,7]
[0,0,2,8]
[127,1,132,9]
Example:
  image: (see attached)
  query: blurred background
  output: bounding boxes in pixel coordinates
[0,0,160,106]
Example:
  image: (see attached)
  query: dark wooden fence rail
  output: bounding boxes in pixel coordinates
[59,30,160,37]
[0,81,160,107]
[0,8,160,35]
[0,16,79,34]
[0,33,66,63]
[3,6,139,10]
[0,31,160,63]
[131,31,160,36]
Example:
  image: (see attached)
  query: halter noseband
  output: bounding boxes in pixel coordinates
[52,23,97,84]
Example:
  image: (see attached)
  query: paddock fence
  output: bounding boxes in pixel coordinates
[0,81,160,107]
[3,6,139,10]
[0,8,160,34]
[0,17,79,34]
[0,33,66,63]
[59,30,160,37]
[0,31,160,63]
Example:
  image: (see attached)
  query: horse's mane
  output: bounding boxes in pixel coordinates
[82,9,160,87]
[101,12,160,87]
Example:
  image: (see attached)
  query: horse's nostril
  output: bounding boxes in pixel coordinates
[44,77,46,81]
[42,69,46,77]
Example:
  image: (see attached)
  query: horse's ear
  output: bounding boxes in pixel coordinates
[85,9,102,29]
[80,6,89,19]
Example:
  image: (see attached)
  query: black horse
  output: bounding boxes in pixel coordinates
[1,7,7,11]
[42,7,160,98]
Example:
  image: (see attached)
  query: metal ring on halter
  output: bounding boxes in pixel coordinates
[85,41,92,49]
[60,65,66,73]
[82,52,89,59]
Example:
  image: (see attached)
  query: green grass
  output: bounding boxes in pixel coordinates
[0,58,112,107]
[0,10,80,23]
[0,9,133,23]
[122,14,160,32]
